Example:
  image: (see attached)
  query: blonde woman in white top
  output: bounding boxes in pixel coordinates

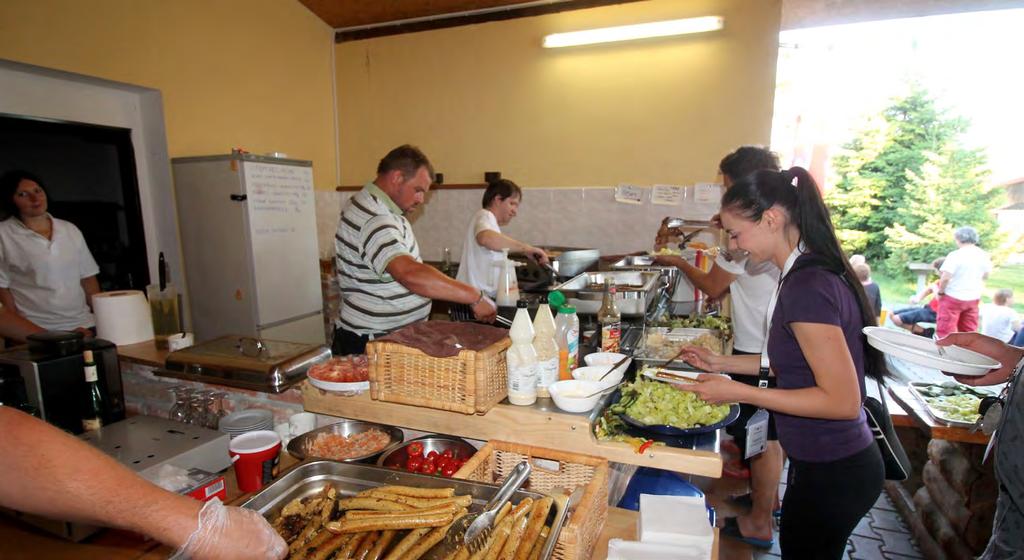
[0,170,100,333]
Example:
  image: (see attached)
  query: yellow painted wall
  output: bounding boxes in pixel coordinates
[335,0,782,186]
[0,0,338,189]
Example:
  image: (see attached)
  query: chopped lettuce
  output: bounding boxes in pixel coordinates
[611,379,730,429]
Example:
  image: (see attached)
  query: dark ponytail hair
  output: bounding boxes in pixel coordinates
[722,167,888,380]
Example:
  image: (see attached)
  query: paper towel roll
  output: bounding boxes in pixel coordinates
[93,290,155,345]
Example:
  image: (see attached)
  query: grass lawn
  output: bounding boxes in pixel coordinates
[874,264,1024,314]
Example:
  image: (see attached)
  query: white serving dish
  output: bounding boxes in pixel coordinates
[584,352,631,377]
[572,365,624,388]
[548,379,605,413]
[862,327,1001,376]
[306,377,369,394]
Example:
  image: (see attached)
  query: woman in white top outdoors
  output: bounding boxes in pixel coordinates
[936,226,992,338]
[453,179,548,318]
[0,170,100,334]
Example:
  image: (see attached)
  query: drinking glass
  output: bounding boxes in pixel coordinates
[168,387,192,423]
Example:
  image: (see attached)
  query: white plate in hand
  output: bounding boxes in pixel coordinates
[862,327,1001,376]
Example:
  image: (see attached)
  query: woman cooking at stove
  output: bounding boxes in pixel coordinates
[454,179,549,313]
[0,170,100,335]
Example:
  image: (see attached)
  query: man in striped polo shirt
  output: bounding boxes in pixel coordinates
[333,145,498,355]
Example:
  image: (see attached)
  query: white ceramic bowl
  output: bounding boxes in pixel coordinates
[584,352,630,378]
[572,365,624,388]
[548,379,605,413]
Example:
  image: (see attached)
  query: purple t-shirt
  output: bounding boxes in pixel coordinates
[767,254,874,462]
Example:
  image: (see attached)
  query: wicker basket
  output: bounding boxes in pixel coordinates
[453,441,609,560]
[366,337,510,414]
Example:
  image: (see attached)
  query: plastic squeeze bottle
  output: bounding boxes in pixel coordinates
[532,293,559,398]
[495,249,520,307]
[506,299,538,406]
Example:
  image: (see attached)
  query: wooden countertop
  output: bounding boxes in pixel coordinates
[1,448,707,559]
[116,340,168,368]
[303,385,723,478]
[888,384,990,445]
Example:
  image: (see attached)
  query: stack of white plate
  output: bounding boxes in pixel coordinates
[218,409,274,439]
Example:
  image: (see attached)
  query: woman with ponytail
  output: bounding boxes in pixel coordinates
[680,167,885,558]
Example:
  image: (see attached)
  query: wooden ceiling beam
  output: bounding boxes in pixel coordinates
[328,0,644,42]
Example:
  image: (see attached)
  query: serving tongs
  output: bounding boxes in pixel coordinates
[430,461,532,557]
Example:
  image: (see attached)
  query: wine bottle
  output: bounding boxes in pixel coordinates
[81,350,105,432]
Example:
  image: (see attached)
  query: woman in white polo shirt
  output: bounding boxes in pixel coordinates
[0,171,100,333]
[454,179,548,313]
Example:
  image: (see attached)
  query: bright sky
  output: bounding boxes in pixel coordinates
[770,8,1024,187]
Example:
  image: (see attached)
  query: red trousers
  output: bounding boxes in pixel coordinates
[936,295,979,338]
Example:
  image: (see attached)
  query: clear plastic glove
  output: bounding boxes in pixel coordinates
[171,498,286,560]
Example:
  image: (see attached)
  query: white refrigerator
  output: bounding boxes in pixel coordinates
[171,154,325,345]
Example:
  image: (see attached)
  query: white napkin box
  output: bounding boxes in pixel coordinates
[638,494,713,557]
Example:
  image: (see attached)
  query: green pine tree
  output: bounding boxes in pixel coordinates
[827,88,1003,278]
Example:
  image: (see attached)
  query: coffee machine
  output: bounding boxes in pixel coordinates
[0,331,125,434]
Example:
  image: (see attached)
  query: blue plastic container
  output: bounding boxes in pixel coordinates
[617,467,715,525]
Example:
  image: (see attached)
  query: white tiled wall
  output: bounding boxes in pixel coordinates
[314,186,720,263]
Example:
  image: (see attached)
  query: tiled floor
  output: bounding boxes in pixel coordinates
[698,459,923,560]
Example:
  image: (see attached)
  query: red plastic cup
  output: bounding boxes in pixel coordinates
[229,430,282,492]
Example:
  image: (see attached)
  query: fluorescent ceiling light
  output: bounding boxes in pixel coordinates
[543,16,724,48]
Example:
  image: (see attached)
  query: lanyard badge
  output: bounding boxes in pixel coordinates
[745,363,772,459]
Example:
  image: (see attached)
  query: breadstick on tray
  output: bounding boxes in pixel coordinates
[526,526,550,560]
[382,527,432,560]
[480,513,515,560]
[498,502,534,560]
[327,511,454,534]
[365,530,397,560]
[293,528,335,560]
[307,533,352,560]
[345,502,459,519]
[337,497,414,512]
[352,531,380,560]
[403,508,469,560]
[289,514,326,555]
[337,531,368,559]
[371,485,456,499]
[363,490,473,509]
[513,497,552,560]
[492,502,514,528]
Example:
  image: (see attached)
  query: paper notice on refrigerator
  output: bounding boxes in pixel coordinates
[651,184,684,206]
[614,184,644,205]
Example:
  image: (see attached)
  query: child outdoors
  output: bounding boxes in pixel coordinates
[852,262,882,318]
[980,289,1020,343]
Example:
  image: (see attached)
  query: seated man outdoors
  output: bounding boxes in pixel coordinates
[891,258,943,337]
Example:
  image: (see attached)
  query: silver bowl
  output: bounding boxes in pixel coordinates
[376,435,477,470]
[287,420,403,463]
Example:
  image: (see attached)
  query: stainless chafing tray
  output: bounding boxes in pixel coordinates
[157,335,331,393]
[633,327,728,368]
[538,246,600,278]
[240,460,568,560]
[553,270,662,317]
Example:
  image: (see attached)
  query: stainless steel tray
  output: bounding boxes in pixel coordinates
[908,382,990,428]
[543,246,601,278]
[241,460,568,560]
[160,335,331,393]
[553,270,661,317]
[633,327,727,368]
